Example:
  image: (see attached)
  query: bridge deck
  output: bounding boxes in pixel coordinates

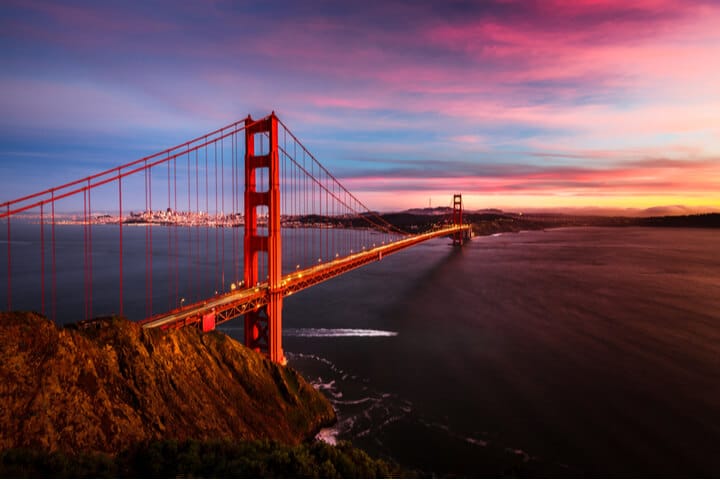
[141,224,471,330]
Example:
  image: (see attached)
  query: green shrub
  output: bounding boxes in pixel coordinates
[0,438,408,478]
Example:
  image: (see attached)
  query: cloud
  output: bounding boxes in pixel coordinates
[339,157,720,199]
[2,0,719,211]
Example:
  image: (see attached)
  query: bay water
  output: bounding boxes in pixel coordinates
[3,224,720,475]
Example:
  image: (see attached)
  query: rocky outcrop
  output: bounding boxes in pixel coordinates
[0,312,335,454]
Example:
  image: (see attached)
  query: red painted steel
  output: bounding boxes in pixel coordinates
[453,194,463,246]
[4,206,8,311]
[243,113,285,364]
[40,203,44,315]
[202,313,216,332]
[118,172,123,317]
[2,112,472,366]
[140,224,471,333]
[51,192,56,321]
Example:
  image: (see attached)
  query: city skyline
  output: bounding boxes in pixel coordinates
[1,0,719,214]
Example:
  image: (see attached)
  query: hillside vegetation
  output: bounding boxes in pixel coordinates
[0,312,335,455]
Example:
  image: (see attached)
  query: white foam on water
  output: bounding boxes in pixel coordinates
[506,447,531,463]
[289,352,350,377]
[316,427,339,445]
[284,328,398,337]
[290,352,417,447]
[311,378,336,391]
[218,328,398,338]
[466,437,488,447]
[334,397,376,406]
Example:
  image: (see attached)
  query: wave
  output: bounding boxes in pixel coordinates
[284,328,398,338]
[289,352,412,446]
[315,427,340,446]
[218,327,398,338]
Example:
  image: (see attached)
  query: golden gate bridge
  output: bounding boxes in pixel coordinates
[1,113,471,364]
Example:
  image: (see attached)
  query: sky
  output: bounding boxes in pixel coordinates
[1,0,719,214]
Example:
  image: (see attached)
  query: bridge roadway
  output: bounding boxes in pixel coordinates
[141,224,471,330]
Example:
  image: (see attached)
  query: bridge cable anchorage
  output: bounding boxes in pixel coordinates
[1,112,468,364]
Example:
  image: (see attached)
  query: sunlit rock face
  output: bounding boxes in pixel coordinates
[0,312,335,454]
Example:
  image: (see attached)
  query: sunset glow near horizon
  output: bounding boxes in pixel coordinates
[1,0,719,215]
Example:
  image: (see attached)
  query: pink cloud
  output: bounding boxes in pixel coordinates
[3,0,719,211]
[341,158,720,199]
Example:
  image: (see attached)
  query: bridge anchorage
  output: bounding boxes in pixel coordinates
[1,111,471,365]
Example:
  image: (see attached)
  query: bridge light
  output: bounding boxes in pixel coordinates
[180,298,186,307]
[335,253,339,257]
[296,264,300,269]
[318,258,322,263]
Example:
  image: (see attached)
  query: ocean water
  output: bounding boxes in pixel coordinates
[260,227,720,476]
[3,225,720,475]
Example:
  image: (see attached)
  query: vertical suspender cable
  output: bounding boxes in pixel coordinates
[148,167,152,317]
[214,141,218,295]
[205,141,209,296]
[118,172,123,316]
[221,132,225,291]
[173,156,178,306]
[196,148,200,301]
[187,151,192,301]
[167,155,172,311]
[83,187,88,319]
[5,206,10,311]
[87,180,93,318]
[232,131,237,286]
[145,165,149,317]
[51,192,56,321]
[40,203,44,315]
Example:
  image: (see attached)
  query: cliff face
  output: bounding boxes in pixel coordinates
[0,312,335,455]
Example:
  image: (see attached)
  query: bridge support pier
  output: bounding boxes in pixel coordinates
[243,113,286,365]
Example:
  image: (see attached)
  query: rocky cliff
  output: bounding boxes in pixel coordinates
[0,312,335,455]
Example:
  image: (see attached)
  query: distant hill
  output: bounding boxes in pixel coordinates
[379,209,720,236]
[635,213,720,228]
[403,207,453,216]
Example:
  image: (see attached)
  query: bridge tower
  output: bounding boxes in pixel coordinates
[244,112,286,364]
[453,193,464,246]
